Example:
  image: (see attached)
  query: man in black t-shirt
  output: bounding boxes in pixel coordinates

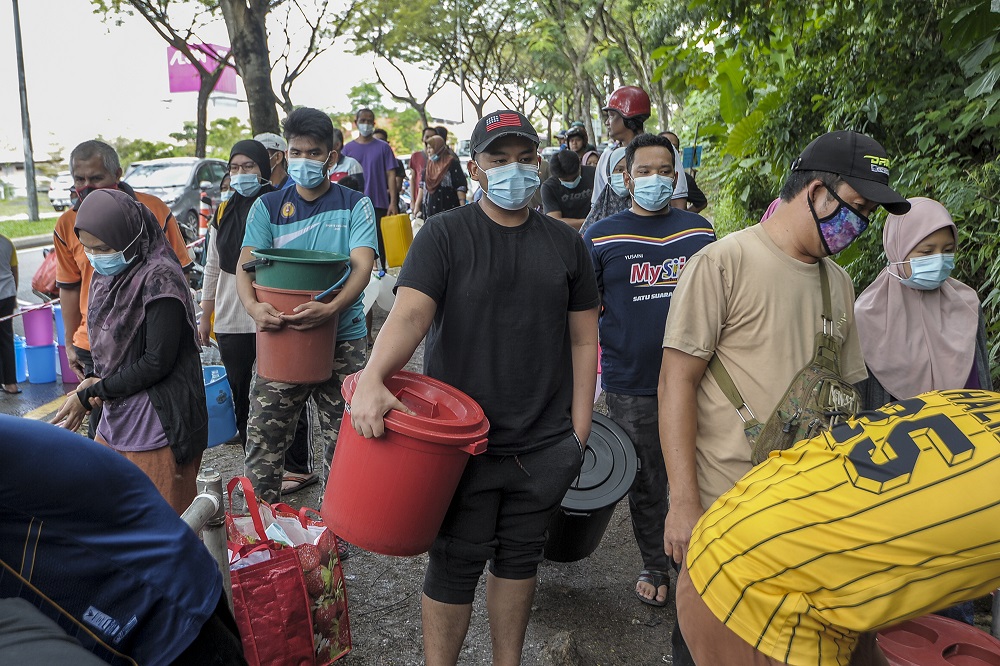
[541,149,596,230]
[349,110,600,666]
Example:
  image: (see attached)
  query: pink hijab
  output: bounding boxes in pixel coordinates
[854,197,980,399]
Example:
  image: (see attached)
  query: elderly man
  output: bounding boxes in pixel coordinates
[53,140,192,438]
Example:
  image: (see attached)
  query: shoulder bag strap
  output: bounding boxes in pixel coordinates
[707,355,761,427]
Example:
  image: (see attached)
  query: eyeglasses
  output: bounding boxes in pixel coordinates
[229,161,259,174]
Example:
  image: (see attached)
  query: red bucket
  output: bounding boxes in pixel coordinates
[878,614,1000,666]
[323,370,489,556]
[253,282,339,384]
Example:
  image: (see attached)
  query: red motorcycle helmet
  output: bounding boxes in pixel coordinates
[603,86,651,119]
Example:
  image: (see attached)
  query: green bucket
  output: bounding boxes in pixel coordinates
[243,248,350,291]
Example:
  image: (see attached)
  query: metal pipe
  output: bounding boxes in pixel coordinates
[182,468,232,609]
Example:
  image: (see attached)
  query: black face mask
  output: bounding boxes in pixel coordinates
[73,183,119,211]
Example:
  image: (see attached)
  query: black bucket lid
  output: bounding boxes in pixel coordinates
[561,413,638,512]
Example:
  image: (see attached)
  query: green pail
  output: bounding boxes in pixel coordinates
[243,248,350,291]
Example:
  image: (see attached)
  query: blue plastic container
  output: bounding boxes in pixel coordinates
[53,304,66,346]
[203,366,238,447]
[13,336,27,383]
[25,344,57,383]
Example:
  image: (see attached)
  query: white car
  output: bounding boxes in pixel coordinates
[48,171,74,211]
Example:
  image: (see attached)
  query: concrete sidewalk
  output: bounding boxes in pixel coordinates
[12,233,54,250]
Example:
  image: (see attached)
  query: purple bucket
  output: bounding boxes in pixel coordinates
[22,306,54,347]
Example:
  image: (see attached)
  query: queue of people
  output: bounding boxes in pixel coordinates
[12,79,997,666]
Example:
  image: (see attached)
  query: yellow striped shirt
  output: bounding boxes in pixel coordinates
[687,389,1000,665]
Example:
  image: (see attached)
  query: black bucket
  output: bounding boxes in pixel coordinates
[544,413,638,562]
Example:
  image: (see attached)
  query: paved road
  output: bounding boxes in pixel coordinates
[4,241,77,419]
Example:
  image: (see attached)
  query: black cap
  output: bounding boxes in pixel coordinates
[791,130,910,215]
[470,111,539,157]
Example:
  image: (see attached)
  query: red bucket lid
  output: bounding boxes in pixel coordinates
[343,370,490,448]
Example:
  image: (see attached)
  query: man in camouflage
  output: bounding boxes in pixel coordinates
[237,107,377,503]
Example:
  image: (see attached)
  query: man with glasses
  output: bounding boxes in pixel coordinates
[658,130,910,663]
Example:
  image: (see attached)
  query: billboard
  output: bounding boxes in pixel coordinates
[167,44,236,94]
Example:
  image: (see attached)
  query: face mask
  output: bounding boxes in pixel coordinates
[893,253,955,290]
[74,183,119,209]
[287,156,329,189]
[630,174,674,212]
[220,190,233,202]
[85,229,141,277]
[357,123,375,137]
[610,172,629,198]
[230,173,262,198]
[810,184,869,255]
[561,174,583,189]
[429,153,441,162]
[480,162,540,210]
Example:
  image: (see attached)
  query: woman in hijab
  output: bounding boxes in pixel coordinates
[581,149,600,168]
[199,140,274,449]
[421,135,467,218]
[580,146,629,235]
[51,188,207,514]
[854,196,991,624]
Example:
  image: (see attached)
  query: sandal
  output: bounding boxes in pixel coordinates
[635,569,670,607]
[281,472,318,495]
[1,387,21,395]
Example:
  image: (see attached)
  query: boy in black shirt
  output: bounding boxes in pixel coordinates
[541,149,596,230]
[349,110,599,666]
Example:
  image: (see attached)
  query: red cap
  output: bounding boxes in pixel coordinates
[603,86,651,119]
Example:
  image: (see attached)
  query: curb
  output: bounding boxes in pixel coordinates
[13,234,53,250]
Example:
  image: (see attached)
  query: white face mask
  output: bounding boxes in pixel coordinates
[357,123,375,137]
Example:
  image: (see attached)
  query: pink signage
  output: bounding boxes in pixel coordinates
[166,44,236,94]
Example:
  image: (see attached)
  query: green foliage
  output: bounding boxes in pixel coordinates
[653,0,1000,382]
[168,117,253,159]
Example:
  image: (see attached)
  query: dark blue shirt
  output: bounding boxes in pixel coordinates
[0,416,222,666]
[584,208,715,395]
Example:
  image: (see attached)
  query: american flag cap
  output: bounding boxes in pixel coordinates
[471,110,538,157]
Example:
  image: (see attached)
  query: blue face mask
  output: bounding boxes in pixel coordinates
[630,174,674,212]
[287,156,329,189]
[480,162,540,210]
[220,190,233,202]
[894,253,955,290]
[85,230,141,277]
[609,172,629,198]
[229,173,262,198]
[561,173,583,189]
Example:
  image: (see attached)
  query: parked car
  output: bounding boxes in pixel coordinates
[48,171,74,211]
[541,146,561,160]
[123,157,227,242]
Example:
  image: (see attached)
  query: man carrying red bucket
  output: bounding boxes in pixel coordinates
[349,110,600,666]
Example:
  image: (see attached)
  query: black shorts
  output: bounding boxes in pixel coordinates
[423,433,584,604]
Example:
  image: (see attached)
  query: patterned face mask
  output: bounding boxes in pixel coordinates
[810,184,869,255]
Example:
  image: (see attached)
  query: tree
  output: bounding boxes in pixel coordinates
[271,0,359,114]
[93,1,233,157]
[217,0,280,135]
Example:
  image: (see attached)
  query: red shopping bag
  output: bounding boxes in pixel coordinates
[31,249,59,298]
[226,477,352,665]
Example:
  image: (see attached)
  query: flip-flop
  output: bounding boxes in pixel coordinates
[1,387,22,395]
[281,472,318,495]
[635,569,670,607]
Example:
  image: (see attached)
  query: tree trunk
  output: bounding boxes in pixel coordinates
[195,79,212,158]
[219,0,280,134]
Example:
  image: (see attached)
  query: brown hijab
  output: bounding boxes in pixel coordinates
[75,189,197,378]
[423,136,454,194]
[854,197,980,399]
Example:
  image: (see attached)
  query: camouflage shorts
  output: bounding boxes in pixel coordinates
[244,337,367,503]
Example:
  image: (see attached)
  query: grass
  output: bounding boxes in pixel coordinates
[0,195,59,240]
[0,194,51,218]
[0,218,56,240]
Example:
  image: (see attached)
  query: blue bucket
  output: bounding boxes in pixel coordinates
[53,304,66,346]
[203,365,238,447]
[13,336,27,383]
[26,344,56,383]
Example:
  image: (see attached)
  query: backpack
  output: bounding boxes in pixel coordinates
[708,260,862,464]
